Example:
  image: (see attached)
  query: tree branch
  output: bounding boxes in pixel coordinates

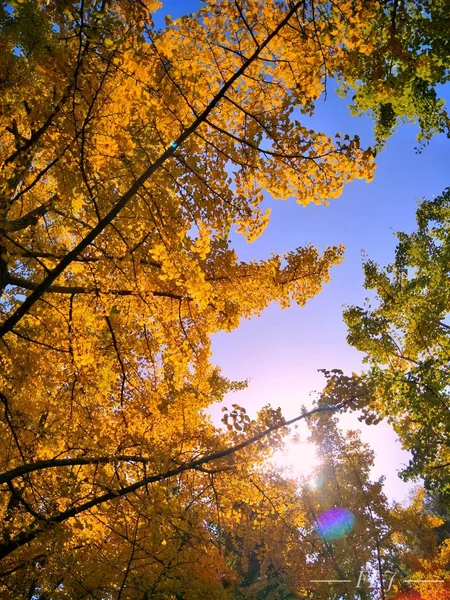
[5,274,190,301]
[5,198,55,233]
[0,455,163,485]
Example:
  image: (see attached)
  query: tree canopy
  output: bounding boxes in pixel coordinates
[0,0,449,598]
[342,188,450,496]
[337,0,450,149]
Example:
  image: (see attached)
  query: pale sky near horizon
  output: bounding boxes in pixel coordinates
[154,1,450,502]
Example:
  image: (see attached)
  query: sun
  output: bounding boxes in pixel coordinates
[270,436,321,478]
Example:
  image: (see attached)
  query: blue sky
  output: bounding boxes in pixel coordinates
[154,1,450,501]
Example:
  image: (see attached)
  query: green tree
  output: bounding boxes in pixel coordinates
[343,188,450,495]
[336,0,450,149]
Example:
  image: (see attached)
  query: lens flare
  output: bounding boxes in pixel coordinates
[315,473,326,489]
[316,507,355,541]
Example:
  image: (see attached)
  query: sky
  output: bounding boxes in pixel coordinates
[153,1,450,502]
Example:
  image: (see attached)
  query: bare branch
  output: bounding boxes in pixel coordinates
[0,455,163,485]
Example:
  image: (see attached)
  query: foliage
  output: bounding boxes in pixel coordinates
[222,415,450,600]
[336,0,450,149]
[0,0,449,597]
[0,0,376,590]
[388,488,450,600]
[342,188,450,496]
[301,416,389,599]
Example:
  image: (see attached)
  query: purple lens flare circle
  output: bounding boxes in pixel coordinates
[316,507,356,541]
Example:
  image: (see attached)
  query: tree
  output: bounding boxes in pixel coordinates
[342,188,450,496]
[299,413,450,600]
[213,467,307,600]
[301,412,396,600]
[0,0,376,589]
[0,0,378,592]
[388,488,450,600]
[219,412,450,600]
[0,0,448,597]
[0,399,352,598]
[336,0,450,150]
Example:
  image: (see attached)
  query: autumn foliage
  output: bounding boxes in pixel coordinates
[0,0,449,598]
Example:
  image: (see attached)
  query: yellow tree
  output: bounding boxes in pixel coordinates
[388,489,450,600]
[0,0,436,596]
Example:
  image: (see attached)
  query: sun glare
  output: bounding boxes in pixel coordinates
[270,438,321,478]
